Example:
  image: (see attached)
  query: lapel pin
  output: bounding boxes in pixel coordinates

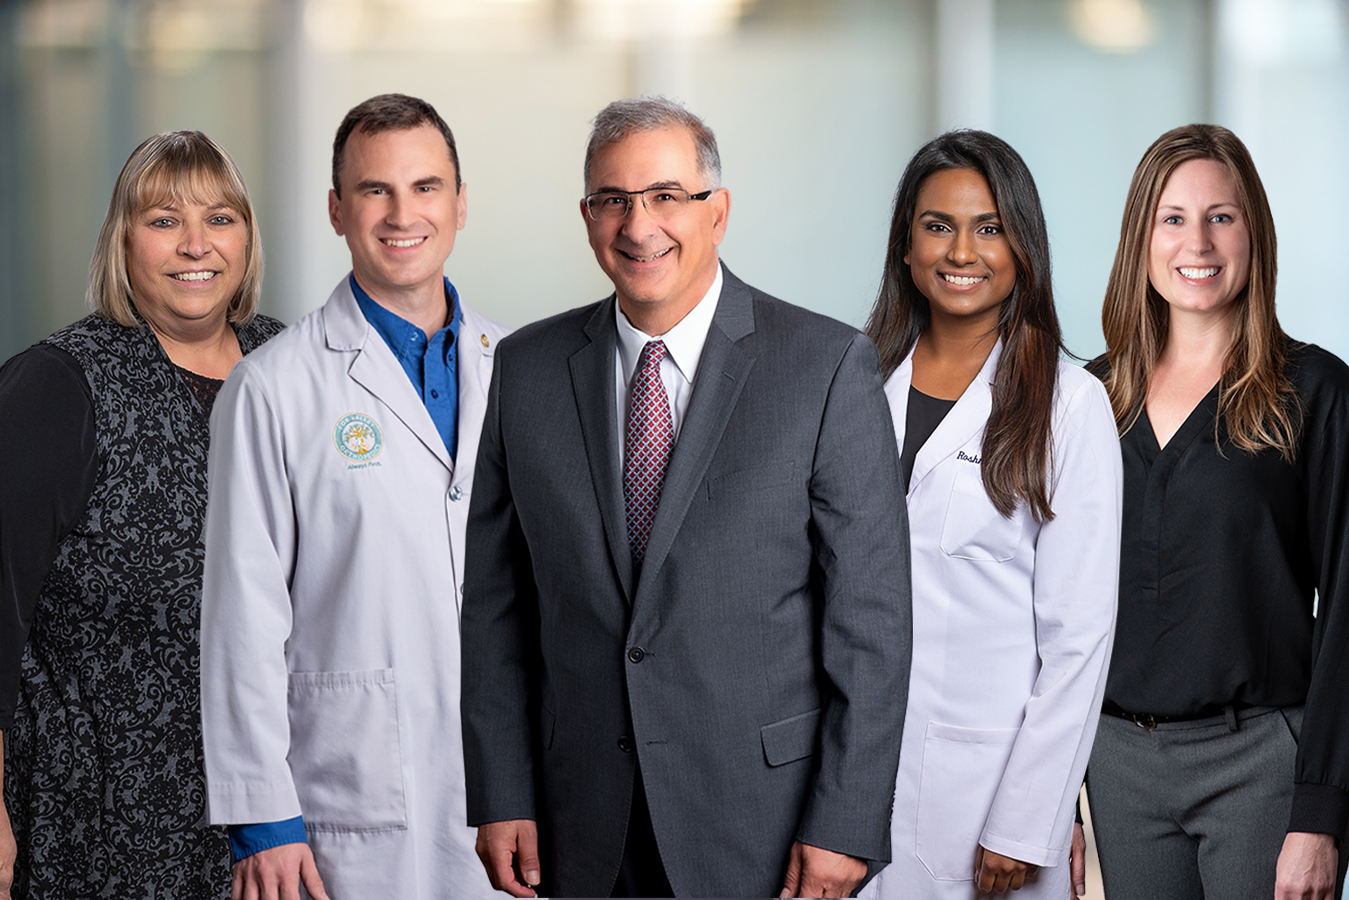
[480,333,490,349]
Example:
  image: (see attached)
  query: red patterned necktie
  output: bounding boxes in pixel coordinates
[624,340,673,568]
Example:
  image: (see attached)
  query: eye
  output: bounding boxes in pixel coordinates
[367,187,387,196]
[416,184,435,193]
[600,194,627,206]
[1210,213,1233,224]
[149,217,175,228]
[1162,214,1182,226]
[978,223,1002,235]
[924,221,951,234]
[209,214,235,226]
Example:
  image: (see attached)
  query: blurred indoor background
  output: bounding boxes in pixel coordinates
[1,1,1346,896]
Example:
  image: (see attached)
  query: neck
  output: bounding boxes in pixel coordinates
[140,313,241,380]
[354,273,448,338]
[1160,305,1238,372]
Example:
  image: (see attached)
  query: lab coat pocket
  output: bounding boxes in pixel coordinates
[915,721,1019,881]
[939,466,1028,561]
[287,668,408,832]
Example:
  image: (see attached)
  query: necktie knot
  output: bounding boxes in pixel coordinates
[625,340,673,570]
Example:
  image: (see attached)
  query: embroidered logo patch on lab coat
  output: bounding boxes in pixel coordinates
[334,413,383,462]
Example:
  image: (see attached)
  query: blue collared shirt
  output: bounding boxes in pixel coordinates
[226,274,464,861]
[350,273,462,460]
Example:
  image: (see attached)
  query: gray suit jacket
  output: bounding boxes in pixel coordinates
[461,265,912,897]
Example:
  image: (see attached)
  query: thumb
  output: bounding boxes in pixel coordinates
[780,842,803,898]
[517,821,542,888]
[300,852,331,900]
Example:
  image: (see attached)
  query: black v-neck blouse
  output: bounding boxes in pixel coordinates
[1092,341,1349,838]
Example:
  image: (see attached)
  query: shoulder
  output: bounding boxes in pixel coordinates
[497,301,604,359]
[726,273,871,366]
[1286,340,1349,397]
[234,307,327,371]
[1052,358,1117,437]
[1083,352,1111,382]
[0,343,91,407]
[238,314,286,348]
[459,301,513,346]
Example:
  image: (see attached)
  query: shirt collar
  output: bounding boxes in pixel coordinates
[615,264,723,387]
[350,273,461,363]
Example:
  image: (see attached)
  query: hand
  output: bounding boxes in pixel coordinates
[975,844,1038,894]
[231,842,329,900]
[1275,831,1337,900]
[476,819,541,898]
[779,840,867,898]
[1070,821,1086,898]
[0,796,14,900]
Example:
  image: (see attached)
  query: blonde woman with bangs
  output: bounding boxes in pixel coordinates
[0,131,282,897]
[1085,124,1349,900]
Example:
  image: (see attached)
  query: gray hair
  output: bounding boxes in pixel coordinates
[584,97,721,191]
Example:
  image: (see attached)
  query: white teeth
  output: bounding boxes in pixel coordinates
[172,271,216,282]
[628,248,671,262]
[384,237,425,248]
[942,273,985,286]
[1179,267,1219,279]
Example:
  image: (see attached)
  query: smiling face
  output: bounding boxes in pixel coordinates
[905,167,1016,334]
[581,125,729,336]
[126,196,248,337]
[329,123,466,306]
[1148,158,1251,321]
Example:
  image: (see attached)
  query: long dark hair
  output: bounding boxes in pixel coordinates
[865,130,1064,521]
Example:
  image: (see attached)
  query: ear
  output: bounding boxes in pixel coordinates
[710,187,731,247]
[579,197,593,227]
[456,182,468,230]
[328,189,344,236]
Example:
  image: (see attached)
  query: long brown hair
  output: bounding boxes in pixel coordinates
[866,130,1063,521]
[1100,124,1297,458]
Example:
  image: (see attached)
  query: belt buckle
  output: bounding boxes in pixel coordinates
[1131,712,1157,730]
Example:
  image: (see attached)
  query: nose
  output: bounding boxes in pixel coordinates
[1186,220,1215,255]
[949,227,978,265]
[179,219,210,259]
[619,195,661,242]
[385,191,416,230]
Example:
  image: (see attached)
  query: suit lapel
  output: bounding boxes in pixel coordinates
[453,304,494,493]
[637,266,756,598]
[570,300,635,603]
[906,338,1001,493]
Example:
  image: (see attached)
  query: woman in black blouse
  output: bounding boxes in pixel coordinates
[1086,124,1349,899]
[0,131,283,897]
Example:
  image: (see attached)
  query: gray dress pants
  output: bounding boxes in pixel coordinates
[1086,707,1340,899]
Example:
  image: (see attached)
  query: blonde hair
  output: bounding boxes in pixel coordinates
[1100,124,1298,459]
[88,130,263,327]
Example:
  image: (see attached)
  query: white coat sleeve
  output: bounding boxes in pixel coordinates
[200,357,304,825]
[979,373,1122,867]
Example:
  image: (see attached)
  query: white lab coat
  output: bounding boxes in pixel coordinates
[863,342,1121,900]
[200,277,511,899]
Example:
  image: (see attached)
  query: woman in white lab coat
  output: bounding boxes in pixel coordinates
[859,130,1121,899]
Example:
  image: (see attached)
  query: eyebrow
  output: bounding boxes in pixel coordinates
[590,180,686,194]
[917,209,1000,223]
[1157,202,1239,213]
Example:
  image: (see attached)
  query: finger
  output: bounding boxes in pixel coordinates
[779,843,803,898]
[299,853,331,900]
[516,821,542,888]
[487,844,533,899]
[232,866,244,900]
[1010,866,1026,891]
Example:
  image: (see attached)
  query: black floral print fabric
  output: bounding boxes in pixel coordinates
[3,312,282,899]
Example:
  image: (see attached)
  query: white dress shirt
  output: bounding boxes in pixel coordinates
[614,264,723,459]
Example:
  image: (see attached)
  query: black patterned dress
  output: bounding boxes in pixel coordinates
[0,312,283,898]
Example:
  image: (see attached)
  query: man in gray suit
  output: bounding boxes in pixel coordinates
[461,97,911,899]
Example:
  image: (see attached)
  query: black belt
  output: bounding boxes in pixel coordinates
[1101,699,1254,731]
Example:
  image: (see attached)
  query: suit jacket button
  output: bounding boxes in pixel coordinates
[449,485,464,501]
[617,736,634,753]
[627,647,645,663]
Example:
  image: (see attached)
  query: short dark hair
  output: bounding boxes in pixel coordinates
[331,93,460,196]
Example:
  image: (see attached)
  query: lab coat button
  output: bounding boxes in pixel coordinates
[627,647,645,663]
[449,485,464,501]
[617,736,634,753]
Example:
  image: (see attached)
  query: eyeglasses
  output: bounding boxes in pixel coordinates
[583,187,714,221]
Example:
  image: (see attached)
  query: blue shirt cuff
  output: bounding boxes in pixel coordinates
[227,816,308,862]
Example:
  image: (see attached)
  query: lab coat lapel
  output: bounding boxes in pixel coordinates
[454,304,495,495]
[570,299,635,604]
[636,267,756,599]
[906,338,1002,494]
[324,277,454,474]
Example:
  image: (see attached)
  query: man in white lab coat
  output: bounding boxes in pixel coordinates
[200,93,509,899]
